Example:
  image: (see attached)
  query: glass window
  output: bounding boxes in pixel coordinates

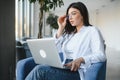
[15,0,34,40]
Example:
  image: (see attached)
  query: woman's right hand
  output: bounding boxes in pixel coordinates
[56,15,67,38]
[57,15,67,30]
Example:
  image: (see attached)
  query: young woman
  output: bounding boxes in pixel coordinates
[25,2,106,80]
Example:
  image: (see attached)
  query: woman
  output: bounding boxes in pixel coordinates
[25,2,106,80]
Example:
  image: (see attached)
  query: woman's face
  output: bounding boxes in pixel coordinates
[68,7,83,27]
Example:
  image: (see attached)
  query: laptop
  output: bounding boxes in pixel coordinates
[27,38,70,69]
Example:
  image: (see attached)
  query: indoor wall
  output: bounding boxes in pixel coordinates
[96,1,120,80]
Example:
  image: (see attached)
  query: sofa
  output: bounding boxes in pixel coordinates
[16,57,106,80]
[16,40,32,61]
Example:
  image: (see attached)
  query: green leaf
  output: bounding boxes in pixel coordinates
[53,0,57,3]
[49,3,53,9]
[46,13,59,29]
[29,0,36,3]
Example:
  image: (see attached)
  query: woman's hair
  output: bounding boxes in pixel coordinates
[64,2,91,34]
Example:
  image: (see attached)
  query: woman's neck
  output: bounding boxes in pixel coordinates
[76,23,84,33]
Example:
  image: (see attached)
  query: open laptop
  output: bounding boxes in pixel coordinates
[27,38,70,69]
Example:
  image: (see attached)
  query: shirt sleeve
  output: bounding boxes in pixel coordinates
[82,27,106,66]
[53,33,65,53]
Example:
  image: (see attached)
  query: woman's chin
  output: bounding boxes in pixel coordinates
[70,23,74,25]
[71,24,76,26]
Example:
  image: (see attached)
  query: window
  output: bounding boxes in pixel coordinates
[15,0,34,40]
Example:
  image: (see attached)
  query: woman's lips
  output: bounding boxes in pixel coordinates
[70,21,74,24]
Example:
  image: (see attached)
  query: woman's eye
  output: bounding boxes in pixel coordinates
[71,12,76,15]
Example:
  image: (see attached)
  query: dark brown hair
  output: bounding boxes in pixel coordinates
[64,2,91,34]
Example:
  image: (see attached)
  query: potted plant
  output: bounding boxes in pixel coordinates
[46,13,59,36]
[46,13,58,29]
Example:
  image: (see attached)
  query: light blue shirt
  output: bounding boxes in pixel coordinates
[55,26,106,80]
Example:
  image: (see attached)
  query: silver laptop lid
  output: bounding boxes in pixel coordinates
[27,38,64,68]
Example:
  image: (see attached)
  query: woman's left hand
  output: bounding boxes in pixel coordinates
[64,57,85,71]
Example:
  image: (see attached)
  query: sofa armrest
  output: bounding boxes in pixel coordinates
[16,57,37,80]
[85,61,106,80]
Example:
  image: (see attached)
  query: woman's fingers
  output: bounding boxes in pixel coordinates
[58,15,65,22]
[64,62,72,67]
[64,58,84,71]
[57,15,67,29]
[64,61,79,71]
[71,62,79,71]
[71,62,75,71]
